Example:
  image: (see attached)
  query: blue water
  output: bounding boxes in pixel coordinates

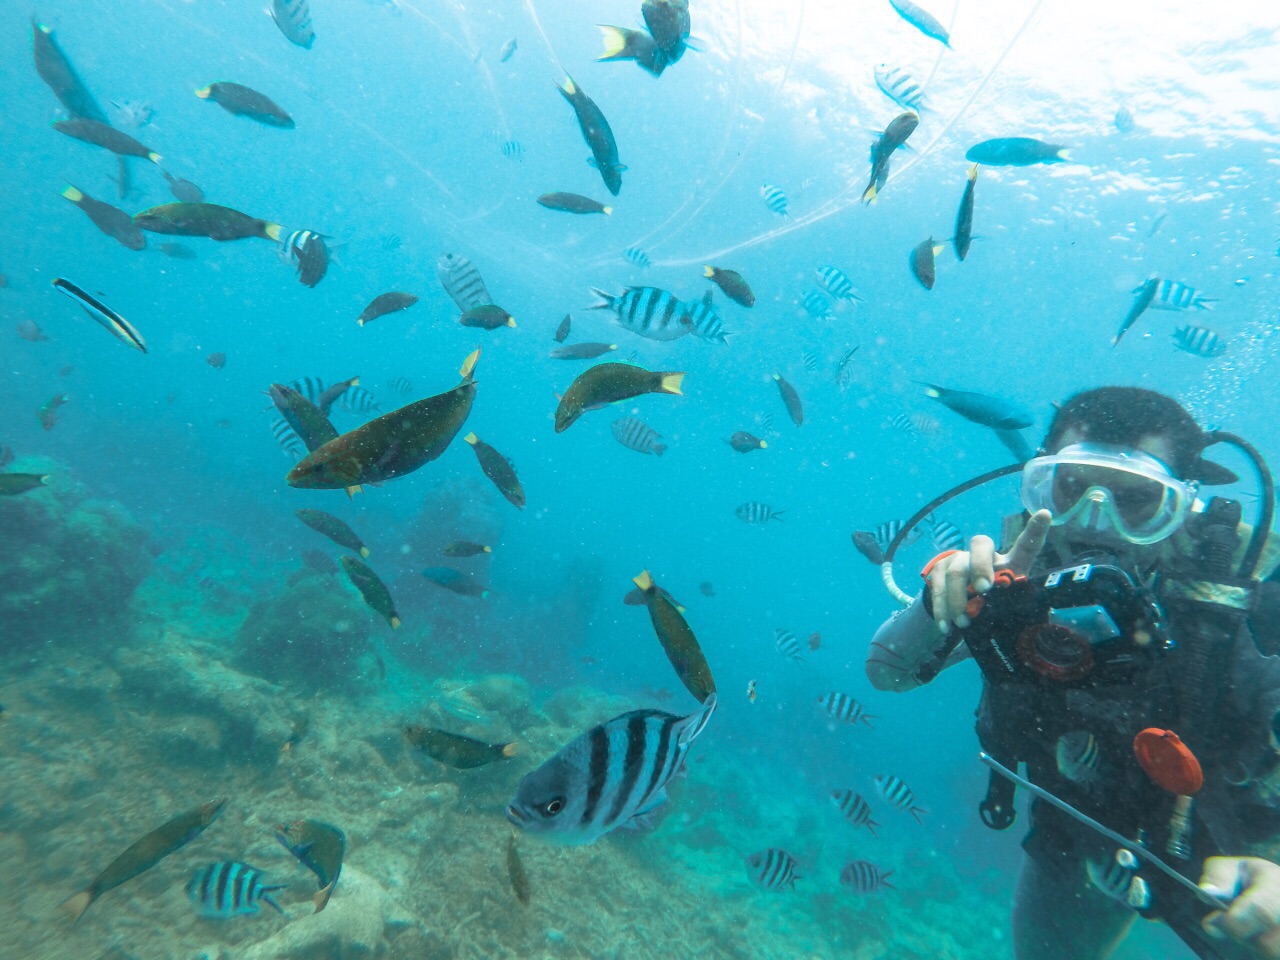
[3,0,1279,957]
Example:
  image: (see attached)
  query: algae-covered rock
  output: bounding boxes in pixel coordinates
[235,575,374,692]
[0,456,150,644]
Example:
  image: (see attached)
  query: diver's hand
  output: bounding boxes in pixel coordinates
[1201,857,1280,958]
[927,509,1052,634]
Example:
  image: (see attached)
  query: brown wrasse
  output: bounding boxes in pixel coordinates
[269,384,339,452]
[554,314,572,342]
[464,433,525,509]
[61,185,145,250]
[62,798,227,922]
[404,725,516,769]
[554,362,684,433]
[459,304,515,330]
[728,431,767,453]
[863,111,918,204]
[53,118,161,163]
[442,541,492,557]
[133,202,283,242]
[953,163,978,261]
[38,393,68,431]
[704,266,755,307]
[551,342,616,360]
[295,508,368,557]
[623,582,685,612]
[275,819,345,912]
[772,373,803,426]
[506,832,531,906]
[206,352,226,369]
[340,555,399,628]
[287,349,479,489]
[909,238,945,290]
[31,20,107,124]
[537,192,612,215]
[357,292,417,326]
[317,376,359,417]
[197,81,294,128]
[0,473,50,497]
[632,570,716,703]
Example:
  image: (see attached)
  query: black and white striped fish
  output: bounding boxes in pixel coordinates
[800,289,833,321]
[278,229,329,287]
[754,411,774,433]
[687,290,730,344]
[269,418,305,458]
[506,695,717,845]
[1172,325,1226,358]
[875,774,926,822]
[623,247,652,268]
[1138,278,1215,311]
[816,266,863,302]
[1055,730,1101,783]
[1087,848,1141,903]
[436,253,492,312]
[830,790,879,836]
[387,377,413,396]
[52,278,147,353]
[187,861,286,918]
[610,416,666,456]
[801,349,818,372]
[590,287,693,341]
[501,140,524,160]
[269,0,314,49]
[817,692,876,727]
[736,502,784,524]
[874,520,921,552]
[874,64,925,111]
[285,378,381,416]
[775,628,805,662]
[928,515,965,552]
[840,860,895,893]
[745,848,800,890]
[760,184,790,217]
[835,347,859,387]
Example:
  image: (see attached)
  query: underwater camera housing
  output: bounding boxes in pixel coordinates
[961,564,1173,686]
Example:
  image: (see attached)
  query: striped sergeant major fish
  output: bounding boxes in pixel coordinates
[775,628,805,662]
[760,184,790,217]
[387,377,413,396]
[736,501,783,524]
[830,790,880,836]
[270,418,305,459]
[835,346,859,388]
[1087,849,1148,909]
[286,377,381,416]
[817,691,876,727]
[501,140,524,160]
[875,773,926,822]
[816,266,863,302]
[610,416,666,456]
[279,229,329,287]
[927,514,965,552]
[623,246,652,268]
[687,290,730,344]
[436,253,493,313]
[1055,730,1101,784]
[1172,325,1226,358]
[840,860,896,894]
[1139,278,1216,311]
[888,412,939,436]
[801,349,818,372]
[874,64,925,111]
[506,694,717,845]
[800,289,833,321]
[269,0,315,49]
[52,278,147,353]
[874,519,921,552]
[746,848,801,890]
[590,287,694,342]
[187,861,286,918]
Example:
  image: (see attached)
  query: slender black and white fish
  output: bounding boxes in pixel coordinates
[1141,279,1216,311]
[928,515,965,552]
[817,692,876,727]
[387,377,413,396]
[816,266,863,301]
[874,520,921,552]
[1056,730,1101,783]
[875,774,926,822]
[775,628,805,662]
[801,290,833,321]
[52,278,147,353]
[745,848,800,890]
[506,695,717,845]
[687,290,730,344]
[1172,325,1226,358]
[831,790,879,836]
[590,287,693,341]
[611,416,666,456]
[874,64,925,111]
[736,502,784,524]
[186,861,286,918]
[760,184,790,217]
[269,0,315,48]
[501,140,524,161]
[835,347,859,387]
[623,247,652,268]
[436,253,492,312]
[270,418,305,458]
[840,860,895,893]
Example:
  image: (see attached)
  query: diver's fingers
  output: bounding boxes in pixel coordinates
[928,561,952,634]
[945,556,972,628]
[969,536,996,593]
[1202,857,1280,954]
[1002,509,1052,576]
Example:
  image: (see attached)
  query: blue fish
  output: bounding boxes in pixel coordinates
[887,0,951,46]
[1173,325,1226,358]
[1113,277,1159,347]
[965,137,1069,166]
[187,861,286,918]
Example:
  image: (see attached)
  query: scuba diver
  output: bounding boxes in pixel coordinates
[865,387,1280,960]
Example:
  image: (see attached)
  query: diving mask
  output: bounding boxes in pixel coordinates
[1022,442,1198,545]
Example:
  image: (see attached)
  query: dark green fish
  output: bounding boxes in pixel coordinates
[31,20,107,122]
[863,112,918,204]
[596,25,663,76]
[62,798,227,922]
[506,832,531,906]
[275,819,345,912]
[287,349,479,489]
[953,164,978,261]
[53,118,161,163]
[133,202,284,242]
[551,342,616,360]
[632,570,716,703]
[623,583,685,612]
[537,192,612,215]
[61,185,145,250]
[704,266,755,307]
[442,541,492,557]
[197,82,294,128]
[556,76,625,196]
[555,363,684,432]
[295,508,368,557]
[965,137,1068,167]
[459,304,515,330]
[909,238,945,290]
[357,292,418,326]
[318,376,359,416]
[0,473,50,497]
[268,384,339,452]
[554,314,572,342]
[772,372,803,426]
[340,555,400,628]
[642,0,691,69]
[464,433,525,509]
[404,725,516,769]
